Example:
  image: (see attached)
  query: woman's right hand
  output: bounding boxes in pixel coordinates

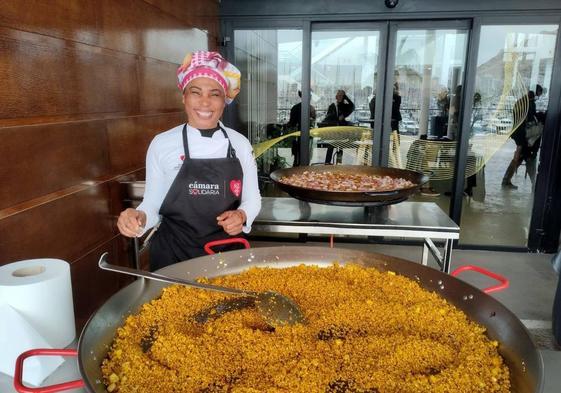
[117,208,147,237]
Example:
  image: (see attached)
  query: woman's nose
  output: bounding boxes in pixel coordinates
[199,94,211,106]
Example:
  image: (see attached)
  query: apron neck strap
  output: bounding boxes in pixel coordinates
[182,124,236,159]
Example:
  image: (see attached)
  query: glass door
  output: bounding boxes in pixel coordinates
[310,23,386,166]
[231,29,304,196]
[382,22,470,216]
[460,23,559,247]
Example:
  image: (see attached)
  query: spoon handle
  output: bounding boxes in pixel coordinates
[98,252,251,296]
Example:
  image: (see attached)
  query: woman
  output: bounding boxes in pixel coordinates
[117,51,261,270]
[322,89,355,126]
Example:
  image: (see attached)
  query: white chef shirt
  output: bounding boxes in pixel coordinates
[137,121,262,233]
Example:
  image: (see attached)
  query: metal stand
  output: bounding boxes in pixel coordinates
[253,197,460,272]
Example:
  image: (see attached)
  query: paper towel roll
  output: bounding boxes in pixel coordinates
[0,258,76,349]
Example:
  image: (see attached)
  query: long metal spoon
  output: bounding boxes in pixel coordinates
[98,253,305,327]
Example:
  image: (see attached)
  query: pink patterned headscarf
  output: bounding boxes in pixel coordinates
[177,51,241,104]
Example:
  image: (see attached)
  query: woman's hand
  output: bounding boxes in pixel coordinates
[217,209,246,235]
[117,208,147,237]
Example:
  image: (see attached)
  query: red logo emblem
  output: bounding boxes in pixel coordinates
[180,154,185,161]
[229,180,242,197]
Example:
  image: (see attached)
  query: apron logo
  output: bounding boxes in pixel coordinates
[229,180,242,197]
[188,181,220,196]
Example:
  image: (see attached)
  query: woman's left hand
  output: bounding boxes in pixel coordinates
[217,209,247,235]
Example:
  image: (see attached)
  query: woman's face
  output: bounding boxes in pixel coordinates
[183,78,226,129]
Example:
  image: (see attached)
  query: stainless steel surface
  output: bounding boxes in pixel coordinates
[74,247,541,393]
[254,198,459,272]
[255,197,459,232]
[98,253,305,327]
[270,165,428,206]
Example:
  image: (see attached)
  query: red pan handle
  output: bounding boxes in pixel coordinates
[204,238,250,255]
[14,349,84,393]
[451,265,509,294]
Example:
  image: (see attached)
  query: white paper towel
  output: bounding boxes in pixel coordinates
[0,304,64,386]
[0,258,76,386]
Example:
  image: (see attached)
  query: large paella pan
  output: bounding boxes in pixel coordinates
[16,247,542,392]
[270,165,429,206]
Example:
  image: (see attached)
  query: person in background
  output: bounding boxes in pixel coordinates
[117,51,261,271]
[288,90,316,166]
[366,83,401,130]
[391,82,402,134]
[323,89,355,126]
[287,90,316,131]
[502,85,544,189]
[321,90,355,164]
[369,94,376,120]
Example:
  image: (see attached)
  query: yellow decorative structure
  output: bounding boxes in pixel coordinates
[253,126,373,165]
[391,73,528,180]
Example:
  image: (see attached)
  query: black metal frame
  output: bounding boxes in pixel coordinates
[528,16,561,252]
[220,9,561,252]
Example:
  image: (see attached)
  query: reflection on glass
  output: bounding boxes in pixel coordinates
[388,29,468,209]
[461,24,558,247]
[310,30,379,165]
[233,29,303,195]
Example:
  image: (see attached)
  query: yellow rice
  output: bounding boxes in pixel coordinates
[101,263,510,392]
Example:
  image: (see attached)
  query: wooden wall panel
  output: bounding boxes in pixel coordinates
[106,112,184,172]
[0,184,113,263]
[98,0,212,63]
[143,0,220,39]
[0,0,99,45]
[0,1,218,62]
[0,0,219,327]
[0,31,139,122]
[71,237,134,330]
[139,58,184,112]
[0,121,110,209]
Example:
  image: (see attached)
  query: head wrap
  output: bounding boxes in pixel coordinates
[177,51,241,104]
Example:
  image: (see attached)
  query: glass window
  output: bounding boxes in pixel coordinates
[311,30,380,165]
[461,24,558,247]
[389,29,468,209]
[233,29,303,195]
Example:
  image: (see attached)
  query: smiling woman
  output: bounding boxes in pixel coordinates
[116,51,261,271]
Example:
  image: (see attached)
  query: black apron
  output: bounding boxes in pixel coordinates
[149,124,244,271]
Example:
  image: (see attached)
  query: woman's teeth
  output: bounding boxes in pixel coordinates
[196,111,212,119]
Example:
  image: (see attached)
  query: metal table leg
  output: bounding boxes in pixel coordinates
[422,242,429,266]
[442,238,454,274]
[423,238,454,273]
